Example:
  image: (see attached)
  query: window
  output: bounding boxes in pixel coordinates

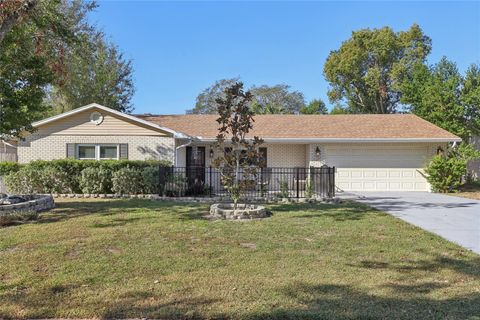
[77,144,119,160]
[100,146,118,159]
[78,145,96,160]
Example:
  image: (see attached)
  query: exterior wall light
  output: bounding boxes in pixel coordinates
[209,148,214,158]
[436,146,444,155]
[315,146,321,157]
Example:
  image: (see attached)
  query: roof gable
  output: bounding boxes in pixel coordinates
[32,103,187,137]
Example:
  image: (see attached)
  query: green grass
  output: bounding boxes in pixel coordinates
[0,199,479,319]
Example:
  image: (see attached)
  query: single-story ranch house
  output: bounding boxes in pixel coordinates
[17,103,461,192]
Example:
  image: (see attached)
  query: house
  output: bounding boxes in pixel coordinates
[16,103,461,192]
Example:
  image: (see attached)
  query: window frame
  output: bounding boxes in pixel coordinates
[76,144,120,160]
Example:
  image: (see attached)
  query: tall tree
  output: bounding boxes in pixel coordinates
[400,57,480,141]
[250,84,305,114]
[0,16,53,137]
[187,78,239,114]
[324,24,431,114]
[0,0,38,45]
[0,0,84,137]
[49,33,135,114]
[300,99,327,114]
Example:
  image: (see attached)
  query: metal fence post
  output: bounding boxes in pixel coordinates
[158,165,166,196]
[209,166,212,197]
[296,167,299,198]
[332,166,336,197]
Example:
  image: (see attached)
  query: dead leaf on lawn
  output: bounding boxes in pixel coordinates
[240,243,256,250]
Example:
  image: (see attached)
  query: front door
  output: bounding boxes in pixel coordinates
[186,146,205,194]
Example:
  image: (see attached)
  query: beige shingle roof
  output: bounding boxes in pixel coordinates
[135,114,461,141]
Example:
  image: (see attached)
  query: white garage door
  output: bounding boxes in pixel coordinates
[325,145,430,191]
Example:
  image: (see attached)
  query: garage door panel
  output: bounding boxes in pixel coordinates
[334,168,429,191]
[364,171,375,178]
[327,144,431,192]
[389,171,401,178]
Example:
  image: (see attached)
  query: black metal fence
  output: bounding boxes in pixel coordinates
[158,166,335,199]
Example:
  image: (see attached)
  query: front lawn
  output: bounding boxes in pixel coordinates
[1,199,479,319]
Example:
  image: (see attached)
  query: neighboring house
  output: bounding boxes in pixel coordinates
[16,103,461,192]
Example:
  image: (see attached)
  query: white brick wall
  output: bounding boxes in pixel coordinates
[17,134,175,163]
[264,144,307,167]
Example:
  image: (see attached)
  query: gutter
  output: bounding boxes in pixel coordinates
[193,137,462,143]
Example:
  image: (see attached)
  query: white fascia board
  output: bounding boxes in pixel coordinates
[32,103,194,139]
[194,137,462,143]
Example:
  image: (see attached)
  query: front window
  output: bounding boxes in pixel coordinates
[100,145,118,159]
[77,144,119,160]
[78,145,96,160]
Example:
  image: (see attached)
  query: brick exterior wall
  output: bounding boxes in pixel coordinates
[17,134,175,163]
[263,144,307,167]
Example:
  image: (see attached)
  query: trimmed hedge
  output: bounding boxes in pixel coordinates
[0,162,20,176]
[3,159,170,194]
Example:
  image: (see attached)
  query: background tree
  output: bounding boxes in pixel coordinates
[401,57,480,141]
[300,99,327,114]
[212,82,263,208]
[250,84,305,114]
[324,24,431,114]
[189,80,306,114]
[48,34,135,114]
[187,78,239,114]
[329,105,348,114]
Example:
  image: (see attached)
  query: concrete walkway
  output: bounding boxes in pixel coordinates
[341,192,480,254]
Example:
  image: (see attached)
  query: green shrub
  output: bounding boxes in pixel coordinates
[0,162,21,176]
[425,155,465,192]
[3,159,170,194]
[163,174,188,197]
[276,177,290,198]
[305,179,314,198]
[142,166,159,194]
[112,167,144,195]
[41,167,72,194]
[425,143,480,193]
[4,166,44,194]
[79,167,112,194]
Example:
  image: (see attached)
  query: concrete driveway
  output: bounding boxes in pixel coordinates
[343,192,480,254]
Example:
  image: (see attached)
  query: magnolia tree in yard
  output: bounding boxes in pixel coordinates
[212,83,264,207]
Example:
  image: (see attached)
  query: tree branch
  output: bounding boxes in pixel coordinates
[0,0,38,45]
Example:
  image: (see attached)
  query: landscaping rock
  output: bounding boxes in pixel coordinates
[0,196,26,205]
[210,203,270,220]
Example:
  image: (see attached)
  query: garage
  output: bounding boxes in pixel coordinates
[325,144,433,191]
